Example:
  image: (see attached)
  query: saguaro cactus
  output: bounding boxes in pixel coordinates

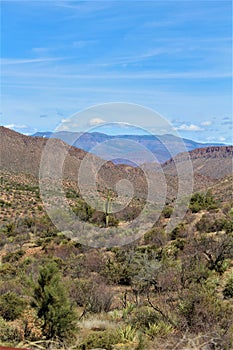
[104,191,112,227]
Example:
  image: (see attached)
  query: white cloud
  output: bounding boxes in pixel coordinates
[89,118,106,126]
[206,136,226,142]
[175,123,203,131]
[201,120,212,126]
[61,118,70,123]
[4,123,27,129]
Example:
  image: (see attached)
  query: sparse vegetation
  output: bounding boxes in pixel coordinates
[0,170,233,349]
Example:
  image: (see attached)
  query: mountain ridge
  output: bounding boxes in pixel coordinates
[32,130,226,164]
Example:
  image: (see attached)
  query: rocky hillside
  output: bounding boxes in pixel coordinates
[163,145,233,179]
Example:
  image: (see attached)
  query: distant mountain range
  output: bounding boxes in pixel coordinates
[32,131,225,164]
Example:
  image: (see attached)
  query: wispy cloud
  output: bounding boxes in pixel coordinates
[1,0,231,143]
[4,123,28,129]
[1,57,68,65]
[89,118,106,126]
[2,67,231,80]
[205,136,226,142]
[175,124,203,131]
[201,121,212,126]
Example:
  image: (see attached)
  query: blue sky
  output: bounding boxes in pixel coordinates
[1,0,232,143]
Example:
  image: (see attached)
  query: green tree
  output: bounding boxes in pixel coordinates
[32,262,76,340]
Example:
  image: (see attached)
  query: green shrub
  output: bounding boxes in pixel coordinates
[178,287,233,332]
[144,227,167,246]
[223,275,233,299]
[162,206,173,218]
[171,223,186,240]
[80,330,120,350]
[2,250,25,263]
[129,307,160,330]
[0,316,23,342]
[224,219,233,233]
[196,215,229,233]
[189,190,217,213]
[0,291,26,321]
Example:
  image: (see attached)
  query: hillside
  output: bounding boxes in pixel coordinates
[0,168,233,349]
[163,145,233,179]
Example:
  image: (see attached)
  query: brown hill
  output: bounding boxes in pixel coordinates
[0,126,88,178]
[163,145,233,180]
[0,127,150,200]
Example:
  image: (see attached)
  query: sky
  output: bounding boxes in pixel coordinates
[1,0,232,143]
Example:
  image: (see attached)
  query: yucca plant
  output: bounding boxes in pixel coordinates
[118,324,137,342]
[145,321,174,338]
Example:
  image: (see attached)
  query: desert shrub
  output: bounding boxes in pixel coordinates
[171,223,187,240]
[196,214,229,233]
[103,257,133,285]
[73,201,95,222]
[72,277,113,313]
[198,235,233,274]
[162,206,173,218]
[2,249,25,263]
[180,257,210,288]
[65,188,79,199]
[223,275,233,299]
[224,219,233,233]
[0,316,23,342]
[0,231,7,247]
[5,221,16,235]
[80,330,120,350]
[189,190,217,213]
[178,287,233,332]
[0,262,17,278]
[129,307,160,330]
[83,249,105,273]
[144,227,167,246]
[172,238,186,251]
[0,278,23,296]
[106,214,119,227]
[0,291,26,320]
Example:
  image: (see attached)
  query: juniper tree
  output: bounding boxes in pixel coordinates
[32,261,76,340]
